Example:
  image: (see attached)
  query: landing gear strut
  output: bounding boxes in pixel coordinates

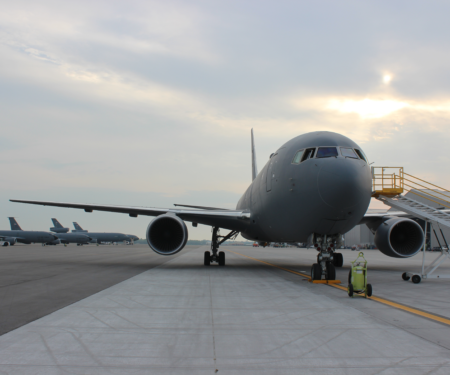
[310,234,343,281]
[204,227,238,266]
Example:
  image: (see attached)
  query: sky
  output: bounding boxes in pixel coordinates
[1,0,450,240]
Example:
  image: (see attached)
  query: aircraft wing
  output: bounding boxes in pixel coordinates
[173,204,229,210]
[10,199,251,232]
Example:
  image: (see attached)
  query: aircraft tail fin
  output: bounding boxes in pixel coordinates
[51,218,64,228]
[50,218,69,233]
[73,222,83,231]
[251,128,258,181]
[8,217,22,231]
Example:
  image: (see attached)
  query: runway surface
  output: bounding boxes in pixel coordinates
[0,245,449,374]
[0,244,194,336]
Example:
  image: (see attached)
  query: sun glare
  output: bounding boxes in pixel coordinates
[383,74,392,84]
[327,98,408,119]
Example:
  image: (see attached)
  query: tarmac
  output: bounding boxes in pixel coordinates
[0,244,194,336]
[0,244,449,374]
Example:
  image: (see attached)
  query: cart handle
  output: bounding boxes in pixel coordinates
[351,252,368,267]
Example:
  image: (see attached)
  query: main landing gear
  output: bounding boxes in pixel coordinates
[204,227,238,266]
[310,234,344,281]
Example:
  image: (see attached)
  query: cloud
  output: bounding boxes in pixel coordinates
[325,97,450,120]
[2,0,450,238]
[326,98,409,119]
[0,0,220,79]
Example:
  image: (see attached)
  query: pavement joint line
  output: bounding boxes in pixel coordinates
[227,250,450,327]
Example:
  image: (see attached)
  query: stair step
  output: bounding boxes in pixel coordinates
[377,194,450,230]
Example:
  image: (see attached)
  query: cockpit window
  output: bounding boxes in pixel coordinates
[301,148,316,162]
[316,147,338,158]
[292,150,304,164]
[340,147,358,159]
[354,149,367,162]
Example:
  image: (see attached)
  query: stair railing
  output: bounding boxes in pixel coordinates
[371,167,404,197]
[402,173,450,210]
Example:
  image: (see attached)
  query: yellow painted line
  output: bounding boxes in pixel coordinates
[227,250,310,278]
[227,250,450,327]
[309,280,341,284]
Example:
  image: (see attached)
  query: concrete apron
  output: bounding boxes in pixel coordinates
[0,246,449,374]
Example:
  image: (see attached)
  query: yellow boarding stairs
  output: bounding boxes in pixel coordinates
[372,167,450,283]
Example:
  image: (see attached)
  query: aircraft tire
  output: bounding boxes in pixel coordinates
[204,251,211,266]
[218,251,225,266]
[326,262,336,280]
[333,253,343,267]
[311,263,321,281]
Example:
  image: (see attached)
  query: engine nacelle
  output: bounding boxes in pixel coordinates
[374,217,424,258]
[50,227,69,233]
[2,237,17,246]
[146,215,188,255]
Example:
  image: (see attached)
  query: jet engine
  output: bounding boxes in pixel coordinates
[2,237,17,246]
[146,214,188,255]
[374,217,424,258]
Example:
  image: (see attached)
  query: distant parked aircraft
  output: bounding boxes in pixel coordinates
[46,219,92,246]
[0,217,58,246]
[72,222,135,245]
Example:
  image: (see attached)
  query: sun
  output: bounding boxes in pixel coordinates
[383,74,392,84]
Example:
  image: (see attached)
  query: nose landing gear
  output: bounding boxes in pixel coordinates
[203,227,238,266]
[310,234,343,281]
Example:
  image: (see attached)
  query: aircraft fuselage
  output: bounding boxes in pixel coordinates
[237,131,372,242]
[84,232,131,243]
[0,230,57,244]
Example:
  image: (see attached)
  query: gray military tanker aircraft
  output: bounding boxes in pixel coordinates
[11,131,425,281]
[6,218,91,246]
[46,218,92,246]
[71,222,134,245]
[0,217,58,246]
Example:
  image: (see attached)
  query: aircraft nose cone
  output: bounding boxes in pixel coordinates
[318,159,372,210]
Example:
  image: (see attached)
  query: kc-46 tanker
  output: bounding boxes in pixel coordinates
[11,131,427,281]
